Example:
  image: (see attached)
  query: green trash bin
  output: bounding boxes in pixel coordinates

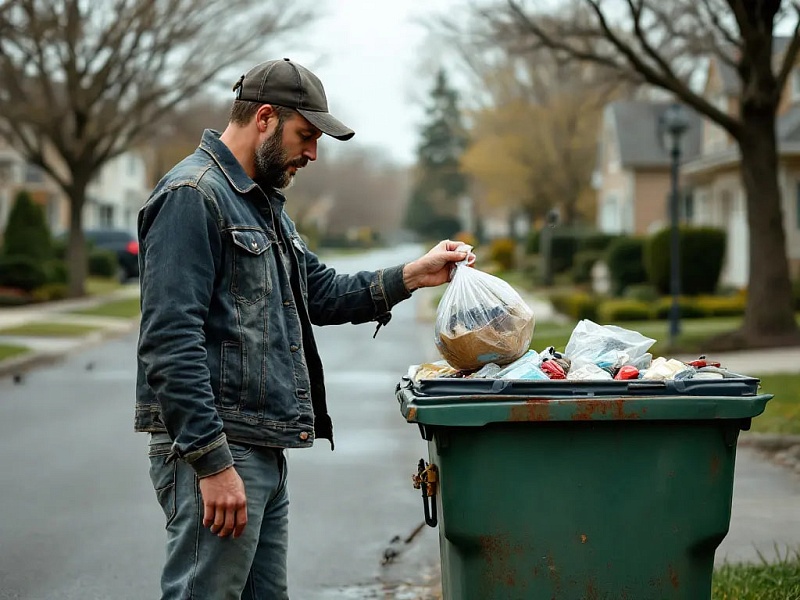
[397,376,772,600]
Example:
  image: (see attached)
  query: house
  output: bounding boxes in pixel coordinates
[595,39,800,289]
[683,44,800,287]
[0,139,149,238]
[594,100,702,236]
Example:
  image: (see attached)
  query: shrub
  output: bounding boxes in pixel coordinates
[549,291,600,321]
[44,259,69,285]
[645,227,726,295]
[598,299,652,322]
[88,249,118,278]
[489,237,516,270]
[0,255,48,292]
[605,237,648,296]
[622,284,659,303]
[580,233,619,253]
[549,232,580,274]
[572,250,604,285]
[2,189,53,262]
[31,283,69,303]
[652,297,708,319]
[693,294,746,317]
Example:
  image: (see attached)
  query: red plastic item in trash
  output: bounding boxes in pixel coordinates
[541,360,566,380]
[614,366,640,380]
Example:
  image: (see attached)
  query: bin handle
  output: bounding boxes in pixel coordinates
[412,459,438,527]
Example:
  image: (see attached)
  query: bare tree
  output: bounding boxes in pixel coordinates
[466,0,800,346]
[0,0,315,296]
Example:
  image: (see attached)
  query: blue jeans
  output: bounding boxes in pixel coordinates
[149,436,289,599]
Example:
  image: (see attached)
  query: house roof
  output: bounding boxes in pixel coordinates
[713,36,792,96]
[609,100,703,168]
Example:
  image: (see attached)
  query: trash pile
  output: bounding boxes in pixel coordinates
[411,317,742,384]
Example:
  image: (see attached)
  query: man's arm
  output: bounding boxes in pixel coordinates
[138,185,229,473]
[303,239,470,327]
[138,185,246,538]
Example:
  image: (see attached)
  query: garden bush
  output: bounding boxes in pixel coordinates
[598,299,652,322]
[0,255,48,292]
[549,291,601,321]
[645,227,726,295]
[489,237,516,270]
[88,249,118,278]
[605,236,648,296]
[652,297,708,319]
[1,190,53,262]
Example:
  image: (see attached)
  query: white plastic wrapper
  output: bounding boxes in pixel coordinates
[565,319,655,372]
[434,245,535,371]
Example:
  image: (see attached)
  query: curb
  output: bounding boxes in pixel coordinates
[0,318,140,381]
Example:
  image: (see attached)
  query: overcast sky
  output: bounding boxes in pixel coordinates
[275,1,464,167]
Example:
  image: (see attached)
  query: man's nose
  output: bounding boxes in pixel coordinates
[303,140,317,162]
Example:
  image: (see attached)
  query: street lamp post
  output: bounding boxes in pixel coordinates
[662,103,690,348]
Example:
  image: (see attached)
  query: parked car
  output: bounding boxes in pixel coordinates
[84,228,140,281]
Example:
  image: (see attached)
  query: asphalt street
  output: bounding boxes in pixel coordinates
[0,243,799,599]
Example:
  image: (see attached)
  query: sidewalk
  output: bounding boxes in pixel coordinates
[0,283,141,379]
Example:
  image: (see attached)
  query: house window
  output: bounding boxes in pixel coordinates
[24,163,44,184]
[98,204,114,227]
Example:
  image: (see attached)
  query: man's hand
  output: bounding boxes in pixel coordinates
[403,240,475,291]
[199,466,248,538]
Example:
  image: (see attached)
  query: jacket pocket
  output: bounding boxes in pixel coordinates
[230,229,273,304]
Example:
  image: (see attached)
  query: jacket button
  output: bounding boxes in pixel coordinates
[283,300,291,306]
[290,344,299,352]
[299,432,309,441]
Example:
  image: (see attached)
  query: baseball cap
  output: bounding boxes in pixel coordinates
[232,58,354,141]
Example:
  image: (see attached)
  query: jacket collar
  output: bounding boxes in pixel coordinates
[198,129,259,195]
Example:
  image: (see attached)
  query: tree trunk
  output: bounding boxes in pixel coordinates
[738,106,800,344]
[66,185,88,298]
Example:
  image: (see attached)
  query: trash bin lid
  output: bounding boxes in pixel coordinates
[397,377,772,426]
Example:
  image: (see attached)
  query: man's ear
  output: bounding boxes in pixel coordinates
[255,104,278,134]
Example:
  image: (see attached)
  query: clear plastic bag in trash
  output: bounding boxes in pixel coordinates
[564,319,655,372]
[496,350,549,380]
[434,245,535,371]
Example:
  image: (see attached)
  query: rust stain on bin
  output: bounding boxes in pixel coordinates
[405,407,417,422]
[668,565,680,589]
[478,534,522,587]
[710,454,721,478]
[509,398,551,422]
[572,399,641,421]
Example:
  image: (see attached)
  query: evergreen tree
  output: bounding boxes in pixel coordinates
[2,189,53,261]
[404,69,469,239]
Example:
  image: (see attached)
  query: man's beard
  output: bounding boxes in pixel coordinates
[253,125,304,190]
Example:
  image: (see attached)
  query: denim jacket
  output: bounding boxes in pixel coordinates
[135,130,411,478]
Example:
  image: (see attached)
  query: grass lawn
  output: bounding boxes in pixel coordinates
[0,322,99,337]
[71,297,140,319]
[712,549,800,599]
[0,343,29,361]
[86,277,123,296]
[748,373,800,435]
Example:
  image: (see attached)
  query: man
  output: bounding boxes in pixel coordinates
[136,57,470,600]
